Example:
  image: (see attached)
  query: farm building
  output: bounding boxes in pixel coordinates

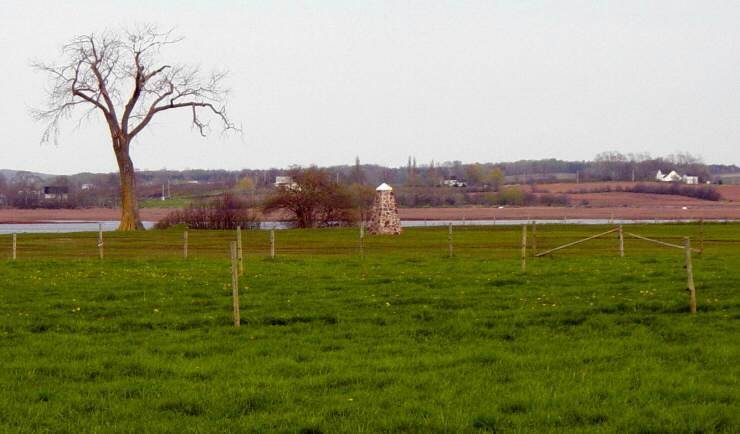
[655,170,699,184]
[43,186,69,200]
[442,177,468,187]
[274,176,298,190]
[656,170,681,182]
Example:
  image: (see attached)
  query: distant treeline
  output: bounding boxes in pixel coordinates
[132,152,724,189]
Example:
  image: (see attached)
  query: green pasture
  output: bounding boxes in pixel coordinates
[140,197,193,208]
[0,223,738,432]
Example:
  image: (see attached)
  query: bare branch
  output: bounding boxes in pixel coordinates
[32,25,238,231]
[33,25,236,146]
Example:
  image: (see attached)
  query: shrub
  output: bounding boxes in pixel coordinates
[155,193,257,230]
[263,167,356,228]
[497,187,527,206]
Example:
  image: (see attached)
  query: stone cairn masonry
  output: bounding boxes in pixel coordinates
[368,183,402,235]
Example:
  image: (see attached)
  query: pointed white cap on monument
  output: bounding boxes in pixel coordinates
[376,183,393,191]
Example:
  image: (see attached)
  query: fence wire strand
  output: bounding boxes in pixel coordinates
[1,222,736,262]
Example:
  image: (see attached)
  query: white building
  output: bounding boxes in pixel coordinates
[656,170,681,182]
[656,170,699,184]
[442,177,468,187]
[274,176,298,190]
[43,186,69,200]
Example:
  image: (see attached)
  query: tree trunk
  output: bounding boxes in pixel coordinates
[114,141,144,231]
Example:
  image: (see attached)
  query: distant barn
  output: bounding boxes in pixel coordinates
[655,170,699,184]
[43,186,69,200]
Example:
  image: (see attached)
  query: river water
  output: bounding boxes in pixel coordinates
[0,218,728,234]
[0,221,156,234]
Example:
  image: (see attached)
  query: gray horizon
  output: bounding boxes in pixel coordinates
[1,0,739,175]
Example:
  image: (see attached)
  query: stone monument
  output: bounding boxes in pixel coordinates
[368,183,401,235]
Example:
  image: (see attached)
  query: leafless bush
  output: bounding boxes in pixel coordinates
[155,193,256,229]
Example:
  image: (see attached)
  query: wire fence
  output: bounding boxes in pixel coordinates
[1,221,735,262]
[3,221,736,319]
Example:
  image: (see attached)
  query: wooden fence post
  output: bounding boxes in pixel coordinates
[359,221,365,259]
[618,225,624,257]
[521,224,527,272]
[230,241,241,327]
[270,229,275,259]
[97,224,104,260]
[448,223,453,258]
[531,221,537,255]
[685,237,697,315]
[236,226,244,274]
[183,230,189,259]
[12,233,16,260]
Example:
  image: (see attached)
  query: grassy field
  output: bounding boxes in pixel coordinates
[0,224,738,432]
[140,197,193,209]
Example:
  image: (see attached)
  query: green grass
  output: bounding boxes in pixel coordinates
[1,224,738,432]
[140,197,192,208]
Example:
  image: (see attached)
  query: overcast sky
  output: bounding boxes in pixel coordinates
[1,0,739,175]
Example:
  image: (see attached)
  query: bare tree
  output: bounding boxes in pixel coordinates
[33,26,237,230]
[263,167,356,228]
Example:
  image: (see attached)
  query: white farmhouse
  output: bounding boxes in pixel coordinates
[656,170,699,184]
[656,170,682,182]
